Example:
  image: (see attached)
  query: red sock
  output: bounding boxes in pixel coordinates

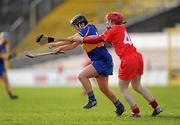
[131,105,140,114]
[149,99,158,109]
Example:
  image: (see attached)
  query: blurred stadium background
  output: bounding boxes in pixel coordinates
[1,0,180,125]
[0,0,180,87]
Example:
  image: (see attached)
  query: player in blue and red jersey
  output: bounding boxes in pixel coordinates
[48,14,125,116]
[72,12,162,117]
[0,32,18,99]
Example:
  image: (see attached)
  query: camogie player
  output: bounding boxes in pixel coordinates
[0,32,18,99]
[72,12,162,117]
[48,14,125,116]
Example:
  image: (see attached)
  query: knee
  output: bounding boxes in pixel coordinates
[78,73,85,81]
[119,85,126,93]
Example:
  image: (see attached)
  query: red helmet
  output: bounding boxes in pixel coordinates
[105,12,123,25]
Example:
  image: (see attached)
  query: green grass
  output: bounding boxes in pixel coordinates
[0,86,180,125]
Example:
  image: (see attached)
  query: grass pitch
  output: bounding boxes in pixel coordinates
[0,86,180,125]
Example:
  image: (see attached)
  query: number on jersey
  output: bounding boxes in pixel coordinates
[123,31,132,45]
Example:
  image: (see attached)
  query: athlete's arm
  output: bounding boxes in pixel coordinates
[48,33,79,48]
[54,42,80,54]
[71,35,105,44]
[72,29,112,44]
[48,41,71,48]
[83,35,104,44]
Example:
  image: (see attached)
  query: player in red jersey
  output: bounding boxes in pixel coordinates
[71,12,162,117]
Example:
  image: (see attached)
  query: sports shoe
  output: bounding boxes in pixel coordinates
[83,100,97,109]
[152,106,162,116]
[115,106,125,116]
[9,95,18,100]
[130,113,141,118]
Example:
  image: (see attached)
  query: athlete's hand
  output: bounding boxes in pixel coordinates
[71,36,83,42]
[48,42,56,49]
[53,46,63,54]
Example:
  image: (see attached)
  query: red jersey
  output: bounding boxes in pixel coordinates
[83,25,137,58]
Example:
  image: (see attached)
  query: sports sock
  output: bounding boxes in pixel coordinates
[149,99,158,109]
[87,91,96,101]
[8,92,13,97]
[131,104,140,114]
[114,99,124,110]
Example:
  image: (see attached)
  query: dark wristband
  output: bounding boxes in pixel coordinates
[48,37,54,43]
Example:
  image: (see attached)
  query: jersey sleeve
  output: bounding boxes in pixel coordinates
[83,28,113,44]
[101,29,113,43]
[83,35,104,44]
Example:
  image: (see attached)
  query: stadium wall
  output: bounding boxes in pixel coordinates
[7,68,167,87]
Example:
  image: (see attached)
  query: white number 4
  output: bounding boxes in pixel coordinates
[123,31,132,45]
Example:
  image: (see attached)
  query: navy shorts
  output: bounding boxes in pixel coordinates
[92,60,113,76]
[87,46,113,76]
[0,60,5,76]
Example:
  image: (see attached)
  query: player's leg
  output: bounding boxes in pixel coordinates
[119,79,141,117]
[96,76,124,116]
[78,64,98,109]
[78,64,98,93]
[131,76,162,116]
[118,55,141,117]
[1,72,18,99]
